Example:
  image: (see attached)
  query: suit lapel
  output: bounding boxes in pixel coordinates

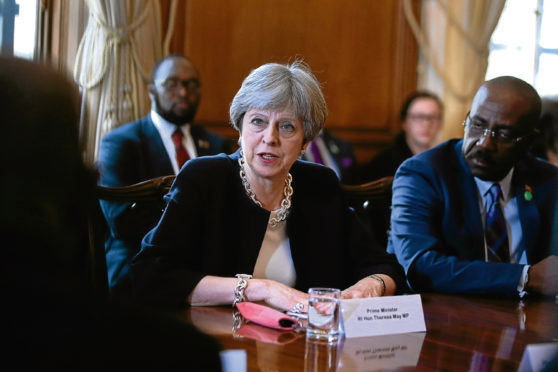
[454,141,485,258]
[321,131,340,163]
[190,124,211,156]
[512,165,539,260]
[142,116,174,176]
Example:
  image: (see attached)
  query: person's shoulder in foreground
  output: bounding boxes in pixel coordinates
[0,56,222,371]
[388,76,558,298]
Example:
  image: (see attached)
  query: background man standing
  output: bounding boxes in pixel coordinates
[98,54,231,296]
[388,76,558,297]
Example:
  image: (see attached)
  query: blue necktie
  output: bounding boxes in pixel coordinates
[485,184,510,262]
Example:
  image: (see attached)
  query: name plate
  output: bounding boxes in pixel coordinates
[341,294,426,338]
[518,342,558,372]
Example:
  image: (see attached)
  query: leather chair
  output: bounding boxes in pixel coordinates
[342,176,394,248]
[89,175,176,298]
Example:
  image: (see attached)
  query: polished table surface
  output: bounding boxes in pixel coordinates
[182,293,558,371]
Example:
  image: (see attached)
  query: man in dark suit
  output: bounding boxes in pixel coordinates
[302,129,359,184]
[388,76,558,297]
[98,55,231,296]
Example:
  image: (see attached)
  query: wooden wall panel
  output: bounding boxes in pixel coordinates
[165,0,419,164]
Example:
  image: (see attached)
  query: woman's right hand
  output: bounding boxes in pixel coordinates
[247,279,308,313]
[187,276,308,312]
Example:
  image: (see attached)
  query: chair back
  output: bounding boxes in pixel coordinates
[89,175,176,298]
[342,176,394,248]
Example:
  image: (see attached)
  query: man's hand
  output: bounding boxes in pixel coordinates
[526,255,558,296]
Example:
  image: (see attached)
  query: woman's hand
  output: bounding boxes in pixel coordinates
[247,279,308,312]
[188,276,307,311]
[342,274,396,299]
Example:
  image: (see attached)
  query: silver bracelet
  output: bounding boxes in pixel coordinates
[233,274,252,307]
[369,274,386,296]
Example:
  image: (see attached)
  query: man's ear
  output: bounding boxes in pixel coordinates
[147,84,156,101]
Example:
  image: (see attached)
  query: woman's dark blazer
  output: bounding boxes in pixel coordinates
[131,150,405,305]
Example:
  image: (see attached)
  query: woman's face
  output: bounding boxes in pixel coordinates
[403,97,442,151]
[240,106,306,186]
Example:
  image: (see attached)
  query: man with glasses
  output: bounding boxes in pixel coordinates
[388,76,558,297]
[98,54,231,297]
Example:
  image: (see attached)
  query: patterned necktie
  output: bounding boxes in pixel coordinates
[485,183,510,262]
[309,140,324,165]
[171,128,190,170]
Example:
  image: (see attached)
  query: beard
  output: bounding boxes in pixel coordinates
[153,94,199,125]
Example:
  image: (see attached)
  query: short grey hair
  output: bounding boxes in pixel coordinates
[229,61,327,143]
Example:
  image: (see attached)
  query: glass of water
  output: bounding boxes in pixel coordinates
[306,287,341,342]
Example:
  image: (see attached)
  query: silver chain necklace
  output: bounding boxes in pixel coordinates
[238,150,293,227]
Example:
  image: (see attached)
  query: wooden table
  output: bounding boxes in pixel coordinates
[182,293,558,371]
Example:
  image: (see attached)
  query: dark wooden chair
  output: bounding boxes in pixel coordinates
[89,175,176,298]
[342,176,394,247]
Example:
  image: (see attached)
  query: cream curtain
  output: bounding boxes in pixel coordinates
[74,0,164,164]
[404,0,506,142]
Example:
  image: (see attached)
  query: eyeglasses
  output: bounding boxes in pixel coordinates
[462,114,536,146]
[407,114,441,123]
[154,78,200,93]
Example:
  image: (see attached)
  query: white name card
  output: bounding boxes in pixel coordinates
[341,294,426,338]
[518,343,558,372]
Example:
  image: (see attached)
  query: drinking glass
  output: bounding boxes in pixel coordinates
[306,287,341,342]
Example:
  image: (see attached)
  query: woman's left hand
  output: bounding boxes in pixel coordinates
[341,275,396,299]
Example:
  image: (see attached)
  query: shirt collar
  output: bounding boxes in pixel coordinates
[150,110,190,138]
[474,166,515,202]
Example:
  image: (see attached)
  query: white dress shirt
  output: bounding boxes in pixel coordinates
[474,167,529,295]
[150,110,197,174]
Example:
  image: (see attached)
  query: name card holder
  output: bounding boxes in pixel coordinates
[342,294,426,338]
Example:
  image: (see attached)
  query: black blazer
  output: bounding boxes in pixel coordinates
[131,150,406,306]
[97,115,231,295]
[361,132,413,183]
